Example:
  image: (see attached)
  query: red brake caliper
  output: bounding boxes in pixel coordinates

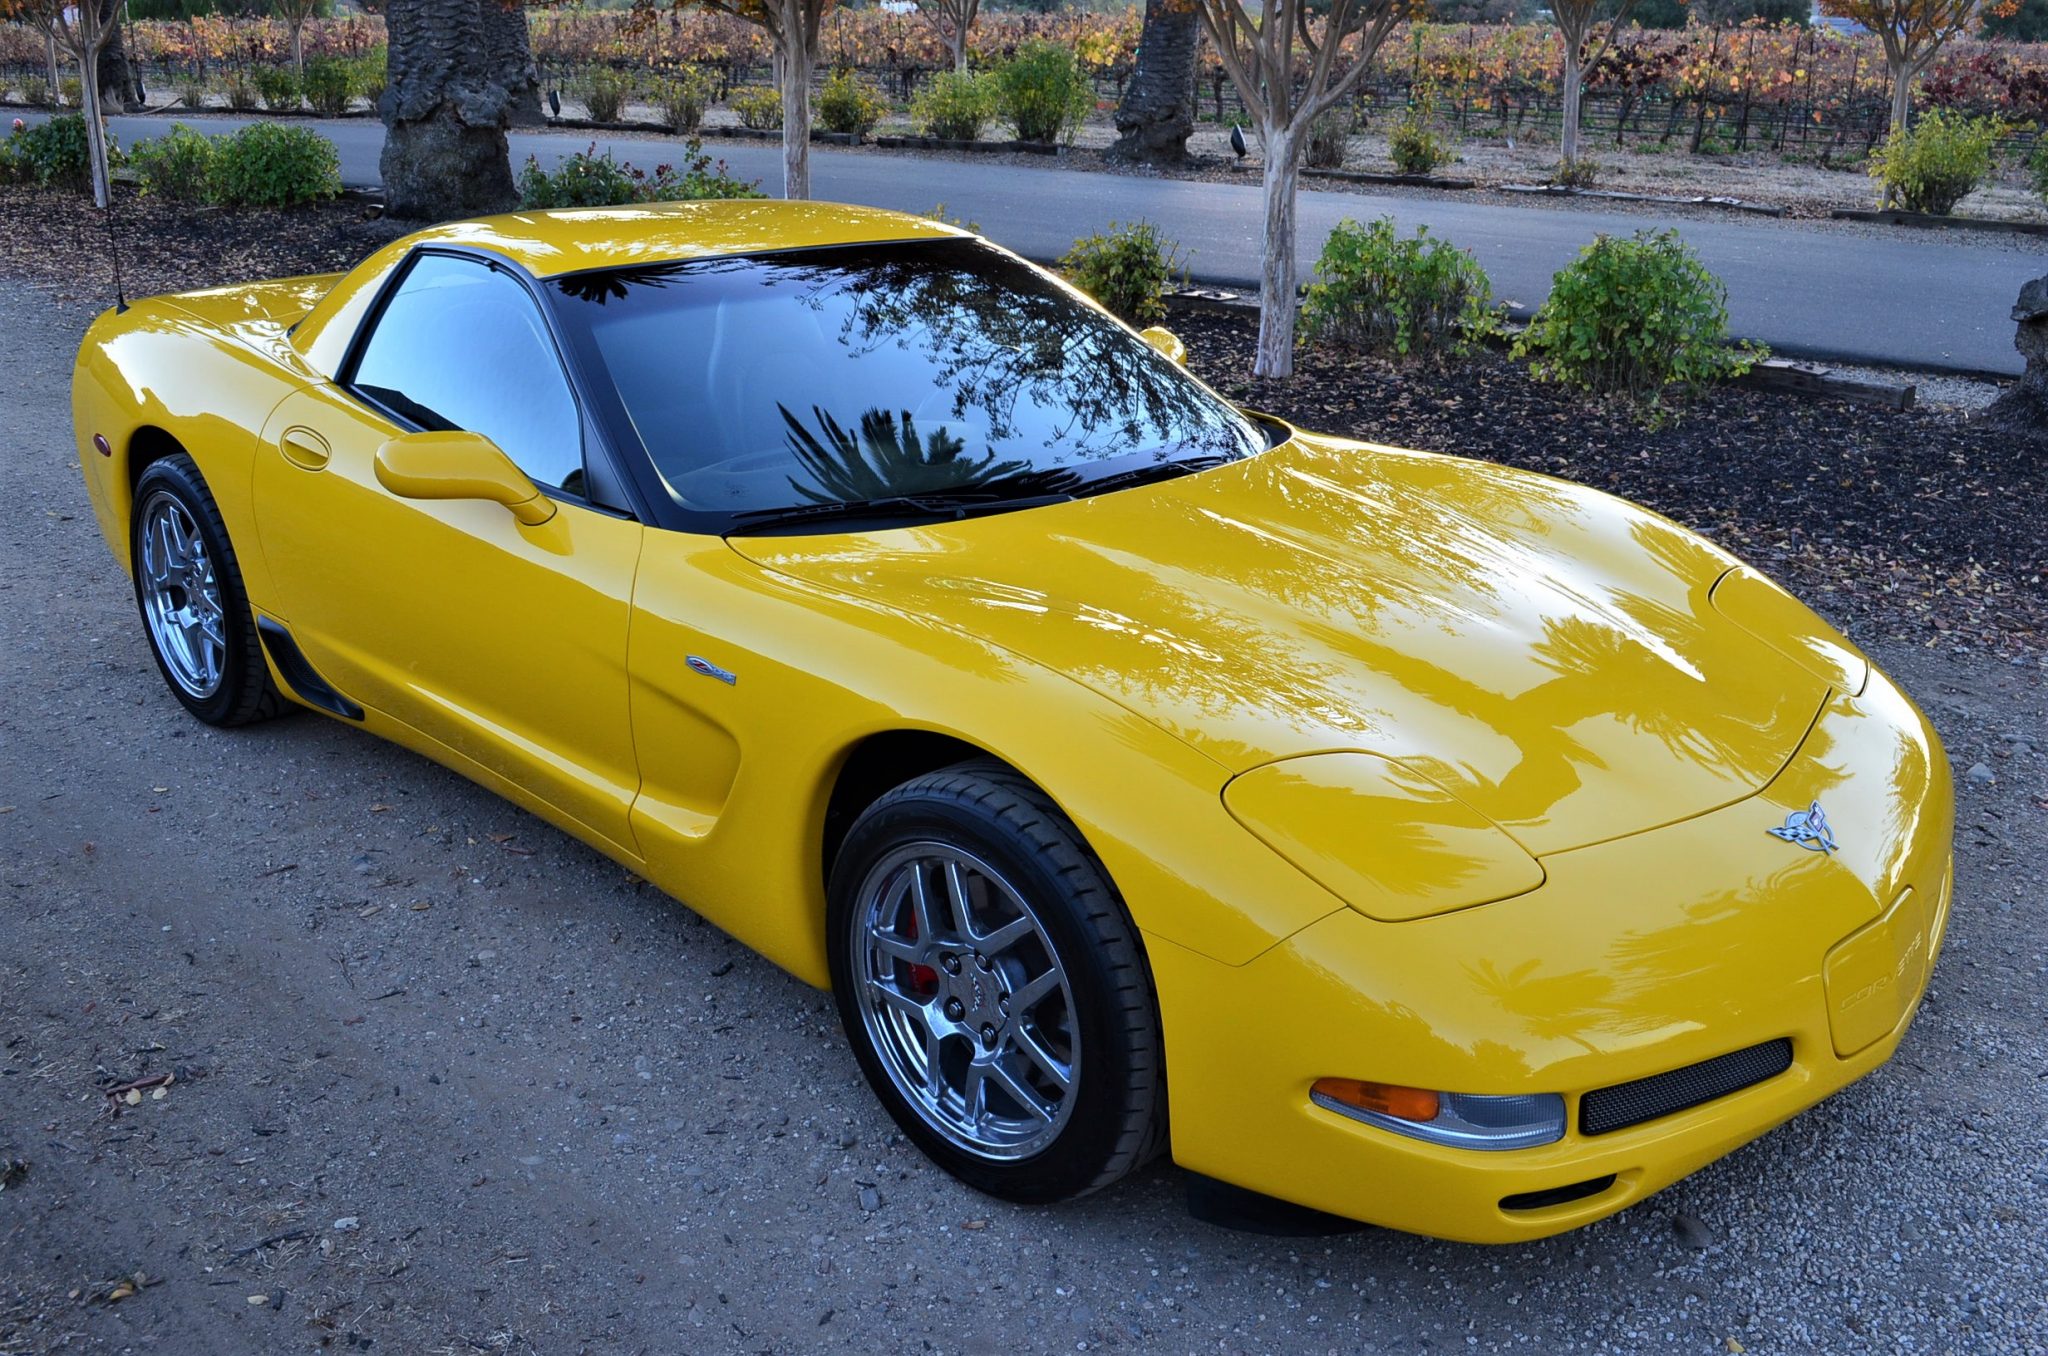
[903,908,938,994]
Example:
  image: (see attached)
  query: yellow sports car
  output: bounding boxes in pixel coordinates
[71,202,1953,1243]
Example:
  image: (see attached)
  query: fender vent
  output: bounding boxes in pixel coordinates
[1580,1039,1793,1137]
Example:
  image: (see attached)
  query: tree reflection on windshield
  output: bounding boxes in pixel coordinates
[780,404,1032,502]
[547,236,1266,528]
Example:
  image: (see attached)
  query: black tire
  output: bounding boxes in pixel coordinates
[827,758,1166,1204]
[130,453,286,727]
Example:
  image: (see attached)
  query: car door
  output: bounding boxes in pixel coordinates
[253,250,644,857]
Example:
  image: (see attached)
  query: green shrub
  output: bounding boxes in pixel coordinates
[924,201,980,232]
[223,71,259,112]
[128,123,217,202]
[516,140,764,208]
[1554,154,1600,188]
[354,52,387,110]
[19,75,50,108]
[301,58,354,116]
[650,65,714,134]
[911,70,997,141]
[1305,107,1350,170]
[1388,93,1452,176]
[1513,228,1762,413]
[817,69,887,138]
[2032,137,2048,207]
[1300,217,1498,361]
[729,85,782,130]
[173,74,211,111]
[252,65,300,112]
[210,122,339,206]
[7,113,97,190]
[59,76,81,108]
[1058,220,1185,326]
[1869,109,2003,215]
[994,41,1092,144]
[581,66,631,124]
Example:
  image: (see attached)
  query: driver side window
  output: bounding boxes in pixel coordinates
[351,254,585,493]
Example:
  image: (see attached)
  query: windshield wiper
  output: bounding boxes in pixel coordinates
[724,488,1071,534]
[1070,454,1241,499]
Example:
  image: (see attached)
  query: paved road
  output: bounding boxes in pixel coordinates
[63,111,2048,373]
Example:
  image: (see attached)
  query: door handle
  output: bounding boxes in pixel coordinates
[280,426,331,471]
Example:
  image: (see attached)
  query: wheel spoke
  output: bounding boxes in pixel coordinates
[939,859,974,938]
[865,977,928,1023]
[1007,966,1062,1013]
[986,1056,1056,1124]
[871,929,925,964]
[1012,1024,1073,1091]
[922,1025,946,1097]
[973,913,1034,956]
[907,864,940,946]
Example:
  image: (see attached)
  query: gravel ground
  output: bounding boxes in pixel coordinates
[2,276,2045,1355]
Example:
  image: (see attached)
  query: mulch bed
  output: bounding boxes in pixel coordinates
[0,183,404,306]
[2,184,2037,658]
[1176,313,2043,661]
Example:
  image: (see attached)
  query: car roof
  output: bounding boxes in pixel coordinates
[393,199,971,279]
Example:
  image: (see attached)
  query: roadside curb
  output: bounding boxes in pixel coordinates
[1829,207,2048,238]
[1502,183,1785,218]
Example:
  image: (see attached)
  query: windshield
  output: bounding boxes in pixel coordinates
[545,237,1266,530]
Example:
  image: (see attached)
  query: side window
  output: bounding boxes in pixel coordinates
[351,254,584,492]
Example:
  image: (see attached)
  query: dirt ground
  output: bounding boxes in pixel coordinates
[2,275,2045,1354]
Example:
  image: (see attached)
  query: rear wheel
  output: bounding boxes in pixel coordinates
[131,454,284,727]
[828,759,1165,1203]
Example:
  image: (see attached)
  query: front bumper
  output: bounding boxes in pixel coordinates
[1152,664,1953,1243]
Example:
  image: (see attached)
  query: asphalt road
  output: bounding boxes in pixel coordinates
[3,276,2047,1354]
[56,110,2047,376]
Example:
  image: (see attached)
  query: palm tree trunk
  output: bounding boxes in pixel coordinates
[1112,0,1198,165]
[380,0,519,221]
[483,0,544,129]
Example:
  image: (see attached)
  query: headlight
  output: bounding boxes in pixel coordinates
[1223,752,1543,922]
[1311,1078,1566,1151]
[1711,565,1868,696]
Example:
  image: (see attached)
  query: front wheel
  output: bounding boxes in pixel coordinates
[827,760,1165,1203]
[131,453,284,727]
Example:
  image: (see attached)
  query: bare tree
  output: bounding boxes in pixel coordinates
[1819,0,2016,135]
[5,0,122,206]
[914,0,979,73]
[1192,0,1405,377]
[662,0,833,200]
[1552,0,1639,169]
[278,0,320,77]
[1113,0,1199,165]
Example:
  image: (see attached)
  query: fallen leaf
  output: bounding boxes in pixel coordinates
[962,1218,988,1230]
[410,901,431,912]
[370,804,392,813]
[247,1294,268,1306]
[123,1089,141,1107]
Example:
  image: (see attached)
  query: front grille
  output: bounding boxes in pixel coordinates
[1580,1039,1793,1137]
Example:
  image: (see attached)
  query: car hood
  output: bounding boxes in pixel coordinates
[729,436,1831,856]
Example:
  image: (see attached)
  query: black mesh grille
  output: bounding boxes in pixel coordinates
[1580,1039,1793,1137]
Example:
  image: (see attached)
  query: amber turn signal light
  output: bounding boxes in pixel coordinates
[1311,1078,1441,1123]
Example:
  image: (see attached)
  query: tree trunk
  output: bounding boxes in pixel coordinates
[482,0,544,129]
[78,48,113,208]
[380,0,519,222]
[290,23,305,78]
[1888,60,1911,135]
[1253,122,1302,380]
[948,27,968,74]
[46,33,61,98]
[778,26,813,200]
[1112,0,1198,165]
[1560,46,1583,165]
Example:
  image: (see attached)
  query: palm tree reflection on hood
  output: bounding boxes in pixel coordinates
[780,404,1032,503]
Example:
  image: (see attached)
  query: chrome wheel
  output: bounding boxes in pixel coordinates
[136,489,226,699]
[849,842,1079,1160]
